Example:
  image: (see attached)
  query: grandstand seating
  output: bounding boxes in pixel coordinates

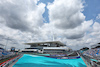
[0,48,15,60]
[83,48,100,57]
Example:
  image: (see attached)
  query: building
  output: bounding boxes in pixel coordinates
[22,41,71,54]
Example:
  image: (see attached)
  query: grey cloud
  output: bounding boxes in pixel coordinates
[66,33,84,39]
[5,14,32,32]
[0,34,22,49]
[53,12,85,29]
[0,35,5,41]
[0,0,32,31]
[0,35,16,41]
[47,0,85,29]
[0,0,44,32]
[0,35,5,38]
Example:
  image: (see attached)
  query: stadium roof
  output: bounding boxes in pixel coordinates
[24,41,66,46]
[91,43,100,48]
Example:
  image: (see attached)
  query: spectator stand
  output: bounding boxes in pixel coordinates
[81,48,100,67]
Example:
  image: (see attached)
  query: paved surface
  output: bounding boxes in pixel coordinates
[8,55,23,67]
[81,56,90,67]
[8,59,18,67]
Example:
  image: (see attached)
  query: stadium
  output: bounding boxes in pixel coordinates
[0,0,100,67]
[0,40,100,67]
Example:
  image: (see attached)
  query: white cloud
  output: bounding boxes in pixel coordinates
[96,14,100,20]
[0,0,100,50]
[0,0,45,32]
[35,19,94,50]
[0,0,46,49]
[47,0,85,29]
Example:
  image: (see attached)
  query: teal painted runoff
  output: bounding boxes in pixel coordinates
[13,54,86,67]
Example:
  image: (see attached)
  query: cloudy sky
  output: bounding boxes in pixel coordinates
[0,0,100,50]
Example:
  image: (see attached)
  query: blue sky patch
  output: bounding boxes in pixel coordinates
[38,0,54,23]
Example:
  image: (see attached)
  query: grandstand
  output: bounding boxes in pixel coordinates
[79,42,100,67]
[23,41,71,54]
[0,44,22,67]
[83,48,100,59]
[0,47,15,60]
